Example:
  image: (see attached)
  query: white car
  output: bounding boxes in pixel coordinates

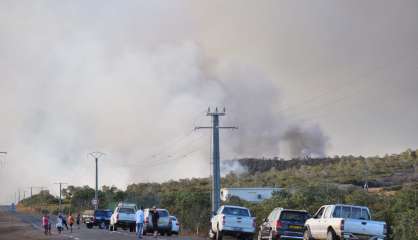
[109,202,137,232]
[210,205,256,240]
[304,204,387,240]
[143,208,172,236]
[170,216,180,235]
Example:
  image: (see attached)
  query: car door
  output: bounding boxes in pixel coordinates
[309,207,325,238]
[318,206,333,239]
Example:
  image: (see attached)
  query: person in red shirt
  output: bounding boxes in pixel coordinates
[68,213,75,233]
[42,214,49,235]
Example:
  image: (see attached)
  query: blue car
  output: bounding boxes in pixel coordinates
[258,208,310,240]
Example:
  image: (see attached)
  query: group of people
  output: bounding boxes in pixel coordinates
[135,206,160,239]
[42,212,81,235]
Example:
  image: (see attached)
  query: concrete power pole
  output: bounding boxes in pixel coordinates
[54,182,67,213]
[195,107,237,215]
[89,152,105,210]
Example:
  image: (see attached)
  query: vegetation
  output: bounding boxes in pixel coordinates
[19,149,418,239]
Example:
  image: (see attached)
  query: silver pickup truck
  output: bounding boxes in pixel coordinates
[304,204,387,240]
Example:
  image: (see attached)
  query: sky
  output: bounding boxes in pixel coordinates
[0,0,417,203]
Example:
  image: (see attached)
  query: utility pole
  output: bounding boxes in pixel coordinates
[54,182,67,213]
[195,107,237,215]
[88,152,105,210]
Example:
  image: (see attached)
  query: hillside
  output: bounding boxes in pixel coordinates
[223,149,418,189]
[18,149,418,239]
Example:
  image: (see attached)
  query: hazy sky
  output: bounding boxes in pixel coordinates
[0,0,417,203]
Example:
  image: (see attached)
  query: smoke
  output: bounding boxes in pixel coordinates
[282,124,329,158]
[221,160,248,177]
[0,1,331,203]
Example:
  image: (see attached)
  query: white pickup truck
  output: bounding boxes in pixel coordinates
[304,204,387,240]
[210,205,256,240]
[109,202,137,232]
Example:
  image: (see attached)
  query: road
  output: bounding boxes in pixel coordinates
[0,206,206,240]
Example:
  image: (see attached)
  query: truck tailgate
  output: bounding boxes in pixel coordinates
[224,215,253,230]
[119,213,135,222]
[345,219,385,237]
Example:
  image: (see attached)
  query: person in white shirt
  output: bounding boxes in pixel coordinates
[135,206,145,239]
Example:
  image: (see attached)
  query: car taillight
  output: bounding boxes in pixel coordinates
[340,219,345,232]
[276,220,282,229]
[222,215,226,225]
[145,217,148,224]
[253,218,256,228]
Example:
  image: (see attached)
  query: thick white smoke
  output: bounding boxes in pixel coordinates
[0,1,330,203]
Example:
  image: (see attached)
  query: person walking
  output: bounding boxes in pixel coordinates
[76,212,81,229]
[42,214,49,235]
[56,215,63,234]
[135,206,144,239]
[68,213,75,233]
[62,213,69,230]
[151,206,159,238]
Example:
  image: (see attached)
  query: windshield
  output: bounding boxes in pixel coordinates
[280,211,309,223]
[222,207,250,217]
[119,208,135,214]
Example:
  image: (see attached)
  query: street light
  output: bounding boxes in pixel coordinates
[88,152,105,210]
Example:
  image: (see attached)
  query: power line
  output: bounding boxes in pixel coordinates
[125,133,208,169]
[277,59,414,119]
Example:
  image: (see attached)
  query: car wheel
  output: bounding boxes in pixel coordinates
[303,229,314,240]
[268,231,276,240]
[216,230,223,240]
[327,229,337,240]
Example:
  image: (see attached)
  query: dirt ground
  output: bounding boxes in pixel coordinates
[0,211,68,240]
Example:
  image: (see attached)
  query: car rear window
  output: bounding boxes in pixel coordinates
[222,207,250,217]
[158,210,169,217]
[119,208,135,214]
[95,210,112,217]
[332,206,370,220]
[279,211,309,223]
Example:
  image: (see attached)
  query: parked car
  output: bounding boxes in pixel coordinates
[82,210,94,224]
[210,205,256,240]
[86,209,112,229]
[170,215,180,235]
[143,208,172,236]
[304,204,387,240]
[258,208,310,240]
[109,202,137,232]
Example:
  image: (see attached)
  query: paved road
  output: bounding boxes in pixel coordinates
[0,206,205,240]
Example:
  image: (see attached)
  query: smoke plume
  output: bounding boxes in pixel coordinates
[0,1,333,204]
